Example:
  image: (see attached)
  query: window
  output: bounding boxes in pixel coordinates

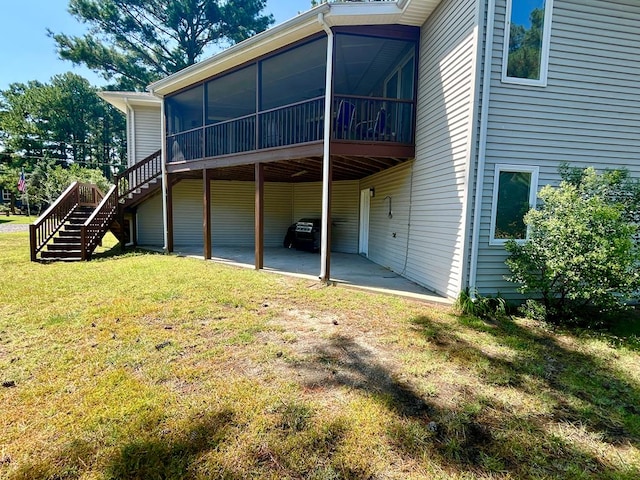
[2,189,11,201]
[502,0,554,86]
[489,165,539,244]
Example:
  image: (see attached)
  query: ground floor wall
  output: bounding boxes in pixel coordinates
[136,192,163,246]
[136,178,360,253]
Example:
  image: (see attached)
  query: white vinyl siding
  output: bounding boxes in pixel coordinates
[133,105,162,163]
[409,0,479,298]
[475,0,640,297]
[265,183,295,247]
[173,180,203,247]
[136,192,163,246]
[167,179,357,252]
[360,162,414,274]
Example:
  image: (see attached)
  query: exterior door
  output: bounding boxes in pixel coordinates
[359,189,370,256]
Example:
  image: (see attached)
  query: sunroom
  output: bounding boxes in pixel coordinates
[153,23,419,281]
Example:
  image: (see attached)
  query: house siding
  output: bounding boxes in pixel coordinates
[475,0,640,296]
[167,179,358,252]
[136,192,163,246]
[133,105,162,164]
[360,162,414,274]
[408,0,479,298]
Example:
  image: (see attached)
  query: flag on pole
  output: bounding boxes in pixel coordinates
[17,170,26,193]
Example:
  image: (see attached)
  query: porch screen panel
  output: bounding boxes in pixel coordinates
[166,84,204,162]
[259,37,327,147]
[334,34,416,143]
[206,65,257,156]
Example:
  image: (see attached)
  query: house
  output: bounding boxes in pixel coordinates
[89,0,638,299]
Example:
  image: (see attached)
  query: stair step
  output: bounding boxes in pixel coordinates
[41,250,83,259]
[48,243,82,250]
[58,231,81,239]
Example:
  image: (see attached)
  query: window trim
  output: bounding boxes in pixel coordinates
[501,0,554,87]
[1,189,11,201]
[489,164,539,246]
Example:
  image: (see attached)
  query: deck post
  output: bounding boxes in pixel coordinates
[167,174,174,253]
[203,169,211,259]
[255,162,264,270]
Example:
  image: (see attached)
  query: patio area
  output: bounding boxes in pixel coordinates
[169,245,449,304]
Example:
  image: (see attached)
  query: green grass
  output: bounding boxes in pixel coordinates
[0,214,37,225]
[1,230,640,479]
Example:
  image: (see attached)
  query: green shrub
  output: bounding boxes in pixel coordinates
[506,167,640,325]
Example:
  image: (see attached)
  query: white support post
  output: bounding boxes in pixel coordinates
[319,13,334,282]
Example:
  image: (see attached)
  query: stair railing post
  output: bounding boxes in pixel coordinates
[29,224,37,262]
[80,226,87,261]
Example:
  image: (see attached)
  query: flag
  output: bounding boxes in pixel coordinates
[17,170,26,193]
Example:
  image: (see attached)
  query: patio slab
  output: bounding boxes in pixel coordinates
[169,245,450,304]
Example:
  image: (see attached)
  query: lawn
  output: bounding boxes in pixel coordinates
[1,230,639,479]
[0,214,37,225]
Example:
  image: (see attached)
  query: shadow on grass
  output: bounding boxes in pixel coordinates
[291,320,640,479]
[8,410,235,480]
[91,245,165,261]
[106,410,235,479]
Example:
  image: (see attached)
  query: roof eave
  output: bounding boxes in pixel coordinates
[98,91,161,114]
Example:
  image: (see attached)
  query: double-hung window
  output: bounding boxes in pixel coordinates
[502,0,554,86]
[489,165,539,245]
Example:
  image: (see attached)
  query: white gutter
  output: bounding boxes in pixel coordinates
[468,0,496,294]
[160,98,168,252]
[319,12,334,282]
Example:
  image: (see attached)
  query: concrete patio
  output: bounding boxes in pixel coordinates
[167,245,450,304]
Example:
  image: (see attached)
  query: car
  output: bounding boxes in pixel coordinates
[283,218,321,252]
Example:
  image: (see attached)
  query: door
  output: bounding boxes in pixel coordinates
[359,188,370,256]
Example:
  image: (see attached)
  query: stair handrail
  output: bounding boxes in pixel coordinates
[78,182,105,207]
[117,149,162,202]
[80,184,119,260]
[30,181,81,261]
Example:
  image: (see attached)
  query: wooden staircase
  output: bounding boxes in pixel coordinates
[40,206,95,261]
[29,150,162,262]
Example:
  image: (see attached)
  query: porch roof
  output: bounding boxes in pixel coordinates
[148,0,441,97]
[97,91,160,114]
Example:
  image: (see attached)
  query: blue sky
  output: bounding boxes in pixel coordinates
[0,0,312,90]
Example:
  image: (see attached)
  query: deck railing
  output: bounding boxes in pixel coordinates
[333,95,415,143]
[81,185,119,260]
[29,182,104,261]
[166,94,414,163]
[205,114,256,157]
[117,149,162,203]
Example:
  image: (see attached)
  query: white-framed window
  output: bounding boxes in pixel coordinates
[489,164,539,245]
[502,0,554,86]
[1,189,11,201]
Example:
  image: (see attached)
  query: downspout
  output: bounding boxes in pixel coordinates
[124,97,136,247]
[318,12,334,282]
[468,0,496,295]
[124,98,136,167]
[159,97,169,252]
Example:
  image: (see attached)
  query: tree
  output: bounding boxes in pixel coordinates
[0,152,21,214]
[505,167,640,324]
[26,161,111,213]
[50,0,274,90]
[0,73,126,179]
